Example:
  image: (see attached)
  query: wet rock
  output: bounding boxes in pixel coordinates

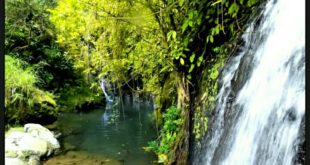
[231,53,254,94]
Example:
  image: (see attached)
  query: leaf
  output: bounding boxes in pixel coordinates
[158,154,168,163]
[210,69,219,80]
[213,47,220,53]
[178,0,185,6]
[189,21,193,27]
[225,1,229,7]
[197,18,202,25]
[190,54,195,63]
[210,35,214,43]
[211,0,222,6]
[189,64,195,73]
[167,32,172,41]
[171,31,177,39]
[197,56,203,67]
[198,56,203,62]
[167,31,177,41]
[160,65,171,73]
[215,24,220,34]
[189,12,194,19]
[183,38,189,47]
[229,24,235,33]
[228,3,239,17]
[180,53,186,58]
[247,0,256,7]
[180,58,185,65]
[182,21,189,32]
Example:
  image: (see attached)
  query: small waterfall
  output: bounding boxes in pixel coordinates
[196,0,305,164]
[99,77,113,102]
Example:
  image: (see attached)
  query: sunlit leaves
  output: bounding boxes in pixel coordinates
[178,0,185,6]
[147,105,182,158]
[181,10,200,33]
[247,0,256,7]
[167,31,177,41]
[180,58,185,65]
[189,54,195,63]
[228,3,239,18]
[197,55,204,67]
[189,64,195,73]
[211,0,222,6]
[5,55,57,123]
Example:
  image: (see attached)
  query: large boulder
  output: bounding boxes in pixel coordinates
[5,155,40,165]
[24,123,60,156]
[5,157,27,165]
[5,124,61,165]
[5,132,48,159]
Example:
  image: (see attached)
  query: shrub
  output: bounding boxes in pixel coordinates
[5,55,57,125]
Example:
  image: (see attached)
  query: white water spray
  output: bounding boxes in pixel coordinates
[199,0,305,164]
[99,78,113,102]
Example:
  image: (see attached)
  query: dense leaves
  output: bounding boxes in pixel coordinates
[146,105,182,163]
[5,0,102,125]
[5,55,57,125]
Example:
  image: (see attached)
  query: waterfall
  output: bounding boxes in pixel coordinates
[196,0,305,164]
[99,78,113,102]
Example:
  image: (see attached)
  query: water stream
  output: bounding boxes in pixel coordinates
[44,97,157,165]
[195,0,305,164]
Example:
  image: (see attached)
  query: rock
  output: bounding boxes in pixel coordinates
[5,124,62,165]
[5,132,48,158]
[5,157,27,165]
[24,123,61,155]
[28,155,40,165]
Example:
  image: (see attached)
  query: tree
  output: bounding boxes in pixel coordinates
[48,0,262,164]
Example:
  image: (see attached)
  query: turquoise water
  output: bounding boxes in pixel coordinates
[56,98,158,165]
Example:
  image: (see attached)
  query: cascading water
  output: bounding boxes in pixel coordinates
[195,0,305,164]
[99,77,113,102]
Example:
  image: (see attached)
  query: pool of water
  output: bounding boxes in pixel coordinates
[44,98,158,165]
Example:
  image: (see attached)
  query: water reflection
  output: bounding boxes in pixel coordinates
[52,96,158,165]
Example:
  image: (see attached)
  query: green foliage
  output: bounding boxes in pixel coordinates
[48,0,166,95]
[193,47,227,147]
[5,0,58,64]
[57,80,102,111]
[146,105,182,163]
[47,0,262,164]
[5,0,98,115]
[5,55,57,124]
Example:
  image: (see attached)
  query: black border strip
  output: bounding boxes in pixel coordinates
[306,0,309,164]
[0,0,5,164]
